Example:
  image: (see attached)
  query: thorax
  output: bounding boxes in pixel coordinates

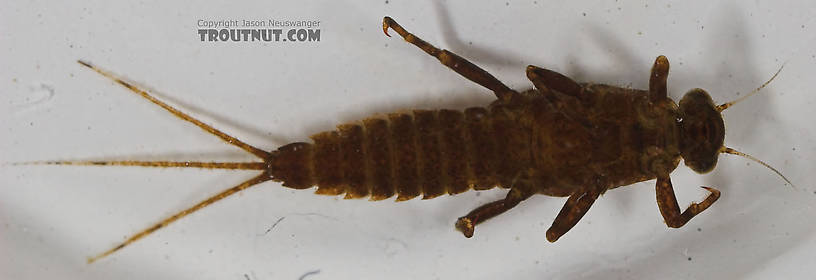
[523,84,682,195]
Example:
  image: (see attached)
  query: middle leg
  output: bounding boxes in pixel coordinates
[525,65,583,99]
[546,190,600,242]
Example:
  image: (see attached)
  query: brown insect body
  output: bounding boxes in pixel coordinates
[36,17,789,263]
[273,84,683,199]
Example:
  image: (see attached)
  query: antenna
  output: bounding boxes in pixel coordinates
[720,146,795,188]
[716,63,785,112]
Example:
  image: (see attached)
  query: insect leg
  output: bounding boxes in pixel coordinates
[382,17,517,100]
[454,187,533,238]
[546,191,600,242]
[525,65,583,98]
[77,60,271,160]
[655,176,720,228]
[649,55,669,102]
[87,172,272,263]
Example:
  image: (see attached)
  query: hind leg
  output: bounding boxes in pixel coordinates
[383,17,517,100]
[455,187,534,237]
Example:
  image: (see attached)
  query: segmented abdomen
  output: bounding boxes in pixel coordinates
[270,106,529,201]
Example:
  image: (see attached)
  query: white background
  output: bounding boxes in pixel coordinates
[2,1,815,279]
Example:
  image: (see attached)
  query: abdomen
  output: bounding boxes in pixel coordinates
[269,106,531,201]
